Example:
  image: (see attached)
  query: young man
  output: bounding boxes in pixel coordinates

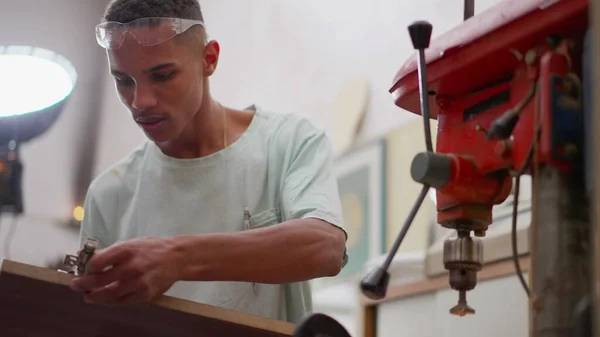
[69,0,348,324]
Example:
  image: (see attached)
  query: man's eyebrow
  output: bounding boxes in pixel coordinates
[145,63,176,73]
[110,63,176,77]
[110,69,127,77]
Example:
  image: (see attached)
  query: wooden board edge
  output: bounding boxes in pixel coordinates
[359,255,531,306]
[151,296,296,335]
[1,259,296,335]
[1,259,74,285]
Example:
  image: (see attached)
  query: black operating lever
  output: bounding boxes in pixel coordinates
[292,20,435,337]
[360,20,434,301]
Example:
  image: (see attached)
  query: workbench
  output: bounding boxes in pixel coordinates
[0,259,295,336]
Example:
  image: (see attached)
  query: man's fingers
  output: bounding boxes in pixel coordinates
[111,291,146,306]
[83,281,122,304]
[70,262,142,292]
[83,277,146,305]
[86,244,132,274]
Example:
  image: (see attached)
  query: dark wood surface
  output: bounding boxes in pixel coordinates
[0,260,295,337]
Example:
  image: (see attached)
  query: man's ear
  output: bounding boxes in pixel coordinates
[204,40,220,76]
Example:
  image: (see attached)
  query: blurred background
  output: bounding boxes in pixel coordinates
[0,1,535,336]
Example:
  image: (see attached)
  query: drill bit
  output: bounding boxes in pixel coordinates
[450,290,475,317]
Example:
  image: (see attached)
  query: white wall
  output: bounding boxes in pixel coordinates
[377,274,530,337]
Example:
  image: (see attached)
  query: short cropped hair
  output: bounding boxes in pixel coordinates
[103,0,204,23]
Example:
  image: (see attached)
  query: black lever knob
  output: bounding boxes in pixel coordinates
[408,20,433,50]
[360,267,390,300]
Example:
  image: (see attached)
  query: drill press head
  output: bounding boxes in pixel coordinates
[391,13,520,315]
[359,18,505,314]
[408,143,494,318]
[365,0,587,319]
[410,150,504,315]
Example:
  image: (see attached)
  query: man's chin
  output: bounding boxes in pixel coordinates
[138,126,172,143]
[144,133,172,144]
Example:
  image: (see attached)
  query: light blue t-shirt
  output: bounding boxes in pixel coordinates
[78,106,348,324]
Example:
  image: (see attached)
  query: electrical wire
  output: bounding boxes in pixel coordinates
[503,76,541,299]
[509,89,542,298]
[510,130,538,298]
[511,178,530,297]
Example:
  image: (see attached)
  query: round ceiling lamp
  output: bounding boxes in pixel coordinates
[0,45,78,215]
[0,45,77,145]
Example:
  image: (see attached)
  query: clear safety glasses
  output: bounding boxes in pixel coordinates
[95,17,205,50]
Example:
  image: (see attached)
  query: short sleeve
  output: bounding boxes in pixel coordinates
[280,118,348,266]
[78,187,110,250]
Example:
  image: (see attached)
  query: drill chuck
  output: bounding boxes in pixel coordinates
[443,232,484,269]
[443,230,484,316]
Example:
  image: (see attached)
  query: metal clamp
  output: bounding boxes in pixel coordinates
[60,238,99,276]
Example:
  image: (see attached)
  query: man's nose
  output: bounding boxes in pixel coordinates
[132,84,158,110]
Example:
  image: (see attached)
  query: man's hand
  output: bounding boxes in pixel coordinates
[69,237,183,306]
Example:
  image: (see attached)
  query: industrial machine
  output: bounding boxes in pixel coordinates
[293,0,595,336]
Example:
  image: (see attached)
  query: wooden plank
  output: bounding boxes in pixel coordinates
[360,256,530,306]
[0,259,295,336]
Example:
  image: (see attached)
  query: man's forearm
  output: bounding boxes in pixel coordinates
[169,218,347,284]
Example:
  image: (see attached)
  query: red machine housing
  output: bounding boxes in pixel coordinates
[391,0,588,229]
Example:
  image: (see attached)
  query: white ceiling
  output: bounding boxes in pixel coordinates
[1,0,109,219]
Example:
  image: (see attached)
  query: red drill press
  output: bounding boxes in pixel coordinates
[294,0,593,336]
[360,0,591,333]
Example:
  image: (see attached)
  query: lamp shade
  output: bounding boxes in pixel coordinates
[0,45,77,145]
